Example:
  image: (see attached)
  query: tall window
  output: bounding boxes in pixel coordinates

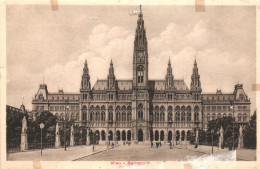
[137,66,144,83]
[101,106,105,121]
[181,106,185,122]
[243,113,247,122]
[138,104,143,120]
[187,106,191,122]
[90,106,94,122]
[95,106,100,122]
[194,106,199,121]
[168,106,172,122]
[122,106,126,121]
[82,106,87,121]
[160,106,165,122]
[238,113,242,122]
[127,106,132,122]
[108,106,113,121]
[175,106,180,122]
[154,106,159,122]
[207,113,210,121]
[116,106,121,122]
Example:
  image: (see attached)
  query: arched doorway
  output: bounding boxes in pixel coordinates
[138,129,143,141]
[168,131,172,142]
[127,130,131,141]
[155,130,159,141]
[160,130,164,141]
[122,130,126,141]
[150,130,154,141]
[181,130,185,141]
[187,130,191,141]
[101,130,105,141]
[176,130,180,141]
[109,130,113,141]
[116,130,120,141]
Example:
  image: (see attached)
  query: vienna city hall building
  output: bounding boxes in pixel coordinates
[32,7,251,145]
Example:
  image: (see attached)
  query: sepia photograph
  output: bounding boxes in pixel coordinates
[2,2,258,168]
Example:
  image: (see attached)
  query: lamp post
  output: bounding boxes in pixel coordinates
[107,133,110,150]
[40,123,45,156]
[230,101,235,150]
[211,129,214,154]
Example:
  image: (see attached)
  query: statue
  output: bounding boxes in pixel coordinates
[21,116,28,151]
[70,125,75,147]
[55,123,59,135]
[219,126,224,149]
[22,116,27,134]
[239,125,243,136]
[55,122,61,148]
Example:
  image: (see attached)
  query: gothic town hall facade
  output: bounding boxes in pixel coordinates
[32,7,251,144]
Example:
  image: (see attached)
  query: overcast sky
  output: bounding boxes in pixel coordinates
[6,5,256,113]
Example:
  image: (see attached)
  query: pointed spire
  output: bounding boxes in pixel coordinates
[139,5,143,18]
[168,57,171,65]
[109,59,115,76]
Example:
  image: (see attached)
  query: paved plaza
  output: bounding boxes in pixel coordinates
[7,143,256,161]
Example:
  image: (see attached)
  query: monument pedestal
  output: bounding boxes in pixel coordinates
[55,134,61,148]
[70,135,74,147]
[238,136,244,149]
[21,134,28,151]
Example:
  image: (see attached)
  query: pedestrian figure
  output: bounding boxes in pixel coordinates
[160,142,161,147]
[151,141,153,148]
[112,143,114,148]
[156,142,158,148]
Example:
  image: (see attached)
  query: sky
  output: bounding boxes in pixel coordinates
[6,5,256,113]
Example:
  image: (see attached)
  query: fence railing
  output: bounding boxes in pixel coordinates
[7,142,55,153]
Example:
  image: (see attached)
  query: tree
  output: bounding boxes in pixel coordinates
[27,111,57,143]
[6,108,28,145]
[244,110,256,148]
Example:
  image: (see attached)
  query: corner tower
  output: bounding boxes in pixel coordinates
[80,60,91,101]
[133,5,148,89]
[190,58,202,100]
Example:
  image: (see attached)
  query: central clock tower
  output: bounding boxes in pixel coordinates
[133,5,148,89]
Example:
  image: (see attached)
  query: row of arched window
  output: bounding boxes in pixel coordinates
[55,112,79,121]
[206,113,247,122]
[153,106,200,122]
[83,105,132,122]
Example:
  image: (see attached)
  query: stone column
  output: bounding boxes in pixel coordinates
[55,123,61,148]
[70,125,74,147]
[238,125,244,149]
[195,129,199,145]
[106,129,109,145]
[164,130,167,144]
[21,116,28,151]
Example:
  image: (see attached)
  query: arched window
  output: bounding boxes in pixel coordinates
[187,106,191,122]
[154,106,159,122]
[160,106,165,122]
[137,66,144,84]
[138,104,143,120]
[95,106,100,121]
[127,106,132,122]
[60,113,64,120]
[70,113,74,120]
[90,106,94,122]
[101,106,105,121]
[116,106,121,122]
[122,106,126,122]
[108,106,113,121]
[217,113,221,119]
[181,106,185,121]
[167,106,172,122]
[65,113,69,120]
[212,113,216,120]
[238,113,242,122]
[194,106,199,121]
[223,113,227,118]
[76,113,79,121]
[207,113,210,121]
[243,113,247,122]
[175,106,180,122]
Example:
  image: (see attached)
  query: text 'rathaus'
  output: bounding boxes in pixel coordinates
[32,6,250,144]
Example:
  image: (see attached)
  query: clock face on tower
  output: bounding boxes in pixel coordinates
[138,52,144,58]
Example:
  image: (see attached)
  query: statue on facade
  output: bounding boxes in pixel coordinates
[55,122,59,135]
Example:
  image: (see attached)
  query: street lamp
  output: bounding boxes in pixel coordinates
[107,133,110,150]
[40,123,45,156]
[230,101,235,150]
[64,102,69,151]
[211,129,214,154]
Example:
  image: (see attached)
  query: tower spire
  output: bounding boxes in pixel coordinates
[165,58,174,89]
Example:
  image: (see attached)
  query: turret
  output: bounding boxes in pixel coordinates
[165,59,174,90]
[80,60,91,101]
[190,58,202,100]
